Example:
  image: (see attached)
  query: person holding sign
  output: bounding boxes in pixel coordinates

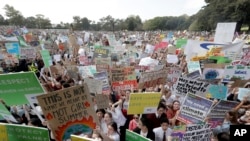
[153,118,173,141]
[133,117,155,141]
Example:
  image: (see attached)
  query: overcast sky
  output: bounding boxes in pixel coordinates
[0,0,206,24]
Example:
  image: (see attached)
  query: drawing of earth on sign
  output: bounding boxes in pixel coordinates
[55,116,96,141]
[205,70,219,79]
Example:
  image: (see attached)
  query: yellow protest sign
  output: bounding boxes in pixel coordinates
[0,123,8,141]
[71,135,95,141]
[127,93,161,115]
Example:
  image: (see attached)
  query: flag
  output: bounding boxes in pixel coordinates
[17,36,29,47]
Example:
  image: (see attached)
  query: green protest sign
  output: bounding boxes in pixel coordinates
[126,130,151,141]
[0,103,17,123]
[0,72,45,105]
[176,39,187,48]
[40,50,52,68]
[0,123,50,141]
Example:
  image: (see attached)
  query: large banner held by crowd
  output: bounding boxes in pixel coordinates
[37,85,97,141]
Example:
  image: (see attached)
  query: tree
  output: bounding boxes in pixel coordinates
[0,14,6,25]
[3,4,24,26]
[99,15,116,31]
[73,16,81,30]
[24,16,36,28]
[125,15,142,31]
[81,17,90,30]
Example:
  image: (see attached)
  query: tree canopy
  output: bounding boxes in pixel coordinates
[1,1,250,32]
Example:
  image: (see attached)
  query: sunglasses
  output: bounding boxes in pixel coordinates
[134,117,139,119]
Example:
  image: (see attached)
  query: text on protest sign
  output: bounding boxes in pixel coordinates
[0,72,45,105]
[177,93,213,124]
[94,71,111,95]
[112,80,138,91]
[173,77,210,96]
[37,85,97,141]
[139,69,168,89]
[182,124,212,141]
[223,65,250,82]
[127,93,161,115]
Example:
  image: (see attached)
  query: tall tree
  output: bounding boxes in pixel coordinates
[73,16,81,30]
[81,17,90,30]
[3,4,24,26]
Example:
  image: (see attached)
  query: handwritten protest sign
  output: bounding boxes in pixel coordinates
[0,72,45,105]
[139,69,168,89]
[182,124,212,141]
[19,48,36,59]
[127,93,161,115]
[95,94,109,109]
[84,78,103,95]
[112,80,138,91]
[111,67,136,82]
[37,85,97,141]
[167,67,182,83]
[94,71,110,95]
[173,77,210,97]
[206,85,228,100]
[187,61,201,74]
[78,65,97,78]
[5,42,20,56]
[177,93,213,124]
[0,123,50,141]
[0,103,17,123]
[223,65,250,82]
[208,100,239,128]
[126,129,151,141]
[238,88,250,101]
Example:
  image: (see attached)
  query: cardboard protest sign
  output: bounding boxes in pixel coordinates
[173,77,210,97]
[139,69,168,89]
[84,78,103,95]
[0,72,45,105]
[182,124,212,141]
[208,100,239,128]
[37,85,97,141]
[238,88,250,101]
[223,65,250,82]
[127,93,161,115]
[186,70,201,80]
[177,93,213,124]
[94,72,110,95]
[78,65,97,78]
[95,94,109,109]
[111,67,136,82]
[0,123,50,141]
[231,79,250,88]
[112,80,138,91]
[126,129,151,141]
[0,103,17,123]
[93,48,109,58]
[187,61,201,74]
[167,67,182,83]
[206,85,228,100]
[5,42,20,56]
[19,48,36,59]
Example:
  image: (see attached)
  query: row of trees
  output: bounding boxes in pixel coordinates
[1,1,250,32]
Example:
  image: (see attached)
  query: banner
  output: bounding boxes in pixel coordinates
[37,85,97,141]
[173,77,210,97]
[208,100,239,128]
[125,129,151,141]
[177,93,213,124]
[139,69,168,89]
[0,123,50,141]
[127,93,161,115]
[223,65,250,82]
[5,42,20,56]
[0,72,45,105]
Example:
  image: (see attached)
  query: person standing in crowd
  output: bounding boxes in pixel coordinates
[153,118,172,141]
[133,117,155,140]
